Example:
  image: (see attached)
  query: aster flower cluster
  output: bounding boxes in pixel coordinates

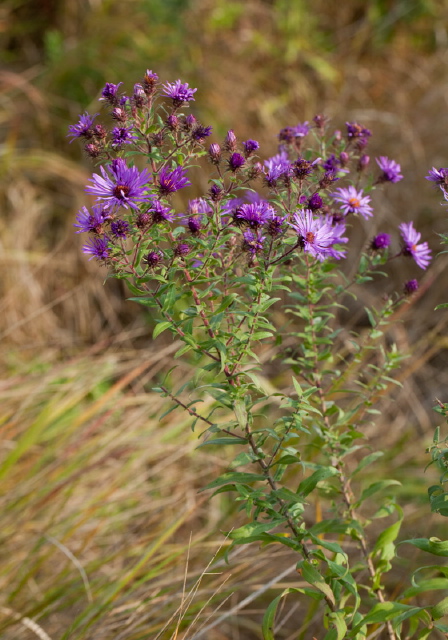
[69,70,431,298]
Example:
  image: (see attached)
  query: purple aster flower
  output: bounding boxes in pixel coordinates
[133,83,146,108]
[371,233,391,250]
[100,82,123,105]
[224,129,237,152]
[86,160,151,210]
[331,186,373,219]
[143,70,159,95]
[319,170,340,189]
[292,157,318,179]
[321,214,348,260]
[67,112,98,142]
[229,152,246,171]
[209,143,222,163]
[144,250,163,267]
[346,121,372,142]
[192,125,212,142]
[289,210,338,261]
[110,219,130,238]
[404,279,419,295]
[111,126,138,148]
[399,221,432,270]
[174,243,191,257]
[243,139,259,156]
[322,154,339,172]
[161,80,197,104]
[188,198,211,215]
[376,156,403,183]
[158,165,191,196]
[82,236,110,261]
[308,193,323,211]
[74,203,111,234]
[183,114,197,130]
[149,199,175,223]
[264,151,291,186]
[235,200,274,228]
[266,213,287,237]
[242,230,265,255]
[209,184,223,201]
[228,153,245,171]
[293,121,310,137]
[425,167,448,188]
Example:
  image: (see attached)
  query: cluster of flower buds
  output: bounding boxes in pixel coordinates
[69,70,432,295]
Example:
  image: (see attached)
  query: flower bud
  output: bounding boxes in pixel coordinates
[208,143,222,164]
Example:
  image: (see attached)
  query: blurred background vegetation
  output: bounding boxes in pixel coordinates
[2,0,448,638]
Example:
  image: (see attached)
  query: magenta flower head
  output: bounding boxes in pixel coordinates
[74,203,111,234]
[242,230,265,255]
[243,139,259,156]
[100,82,123,106]
[404,279,419,295]
[264,151,290,186]
[228,153,245,172]
[425,167,448,188]
[111,126,138,148]
[143,70,159,96]
[67,112,98,142]
[158,165,191,196]
[192,125,212,142]
[376,156,403,183]
[346,121,372,143]
[235,200,274,229]
[331,186,373,219]
[110,219,130,238]
[399,221,431,270]
[289,210,339,261]
[82,236,110,261]
[86,160,151,210]
[161,80,197,105]
[149,199,175,223]
[371,233,391,250]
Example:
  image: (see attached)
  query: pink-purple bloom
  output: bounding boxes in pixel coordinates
[242,230,265,255]
[86,159,151,210]
[399,221,431,270]
[371,233,391,250]
[243,139,259,156]
[331,186,373,219]
[111,126,138,148]
[82,236,110,260]
[264,151,290,186]
[425,167,448,188]
[376,156,403,183]
[67,112,98,142]
[404,279,419,295]
[110,219,130,238]
[228,153,245,171]
[157,165,191,195]
[100,82,123,105]
[235,200,274,228]
[161,80,197,104]
[74,203,111,234]
[149,199,175,223]
[290,210,344,261]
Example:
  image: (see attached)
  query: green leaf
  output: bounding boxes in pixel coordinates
[152,321,172,339]
[200,471,266,492]
[197,437,246,447]
[262,594,282,640]
[356,479,401,505]
[399,537,448,557]
[352,451,383,477]
[431,596,448,620]
[297,466,338,497]
[297,560,335,607]
[230,520,283,540]
[352,602,416,632]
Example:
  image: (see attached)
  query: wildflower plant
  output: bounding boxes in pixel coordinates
[69,70,446,639]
